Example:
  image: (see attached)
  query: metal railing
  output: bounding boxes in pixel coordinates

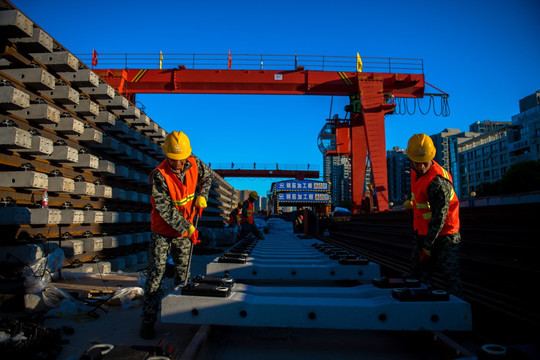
[77,53,424,74]
[209,162,319,171]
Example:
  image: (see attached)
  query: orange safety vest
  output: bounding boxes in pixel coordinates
[411,160,460,236]
[241,201,255,224]
[150,158,198,237]
[228,208,241,225]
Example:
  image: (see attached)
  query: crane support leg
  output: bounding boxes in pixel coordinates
[350,119,368,214]
[351,78,395,212]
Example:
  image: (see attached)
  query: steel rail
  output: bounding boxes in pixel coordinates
[318,203,540,345]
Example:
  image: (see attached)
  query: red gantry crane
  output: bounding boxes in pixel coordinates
[93,54,426,213]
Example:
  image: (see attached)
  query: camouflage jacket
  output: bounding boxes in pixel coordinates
[150,155,212,236]
[424,175,461,249]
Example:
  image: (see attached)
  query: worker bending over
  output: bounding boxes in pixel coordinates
[238,191,265,241]
[227,201,243,230]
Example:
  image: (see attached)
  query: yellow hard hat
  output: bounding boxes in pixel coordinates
[406,133,436,163]
[162,131,192,160]
[249,191,258,200]
[237,202,243,207]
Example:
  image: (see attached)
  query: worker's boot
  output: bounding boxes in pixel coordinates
[139,321,155,340]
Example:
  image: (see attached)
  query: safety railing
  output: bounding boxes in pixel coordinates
[209,162,319,171]
[77,53,424,74]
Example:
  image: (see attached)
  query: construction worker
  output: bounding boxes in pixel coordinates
[406,133,463,297]
[238,191,265,241]
[293,206,304,233]
[227,201,243,229]
[140,131,212,340]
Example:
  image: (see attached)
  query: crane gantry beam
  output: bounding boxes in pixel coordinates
[93,69,424,97]
[94,68,425,212]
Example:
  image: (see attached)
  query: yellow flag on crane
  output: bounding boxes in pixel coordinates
[159,51,163,69]
[356,52,363,72]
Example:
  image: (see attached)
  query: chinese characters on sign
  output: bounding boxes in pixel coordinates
[277,192,330,202]
[275,180,328,191]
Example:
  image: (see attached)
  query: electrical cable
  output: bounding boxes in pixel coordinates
[418,96,432,115]
[441,96,450,117]
[394,98,405,115]
[433,97,442,117]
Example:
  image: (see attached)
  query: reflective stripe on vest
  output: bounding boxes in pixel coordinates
[150,157,198,237]
[228,208,241,225]
[241,201,255,224]
[410,160,460,236]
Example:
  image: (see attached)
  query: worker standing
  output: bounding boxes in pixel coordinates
[238,191,265,241]
[140,131,212,340]
[405,133,463,297]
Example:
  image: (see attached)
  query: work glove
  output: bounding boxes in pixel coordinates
[187,224,196,237]
[186,224,200,244]
[189,229,200,245]
[418,248,431,262]
[195,196,207,209]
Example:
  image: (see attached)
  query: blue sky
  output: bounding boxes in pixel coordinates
[11,0,540,196]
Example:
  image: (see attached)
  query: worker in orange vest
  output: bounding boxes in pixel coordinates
[406,133,462,297]
[227,201,242,228]
[238,191,265,241]
[293,206,304,233]
[140,131,212,340]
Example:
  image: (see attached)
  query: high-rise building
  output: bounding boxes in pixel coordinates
[386,147,410,204]
[509,90,540,164]
[457,127,511,198]
[469,120,511,134]
[323,155,351,207]
[428,121,512,199]
[519,90,540,113]
[431,128,461,171]
[446,131,483,198]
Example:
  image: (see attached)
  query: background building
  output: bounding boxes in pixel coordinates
[431,128,461,171]
[323,155,351,207]
[386,147,410,205]
[509,90,540,165]
[457,127,511,198]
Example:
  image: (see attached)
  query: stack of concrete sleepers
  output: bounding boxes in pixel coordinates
[0,4,236,276]
[200,171,239,228]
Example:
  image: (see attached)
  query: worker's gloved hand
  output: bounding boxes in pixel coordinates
[187,225,196,237]
[189,229,200,245]
[195,196,207,209]
[419,248,431,262]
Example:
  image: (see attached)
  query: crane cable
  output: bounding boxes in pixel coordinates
[393,96,450,117]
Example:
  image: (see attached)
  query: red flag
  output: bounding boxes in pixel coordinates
[92,49,98,68]
[228,49,231,70]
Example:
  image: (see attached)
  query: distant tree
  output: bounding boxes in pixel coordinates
[472,160,540,197]
[476,180,502,196]
[500,160,540,194]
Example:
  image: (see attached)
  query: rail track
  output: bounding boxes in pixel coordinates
[320,203,540,346]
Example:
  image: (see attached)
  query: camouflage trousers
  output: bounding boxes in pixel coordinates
[142,233,192,323]
[410,233,463,297]
[238,223,264,241]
